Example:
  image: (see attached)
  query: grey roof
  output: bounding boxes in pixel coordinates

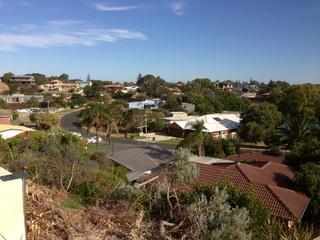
[107,145,174,172]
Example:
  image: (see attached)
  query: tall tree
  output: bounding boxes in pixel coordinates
[240,103,281,143]
[86,74,91,82]
[30,113,59,131]
[78,103,121,144]
[59,73,69,82]
[181,120,206,156]
[1,72,14,84]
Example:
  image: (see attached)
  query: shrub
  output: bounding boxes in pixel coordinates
[190,184,269,236]
[174,148,198,183]
[74,164,128,204]
[189,188,252,240]
[260,218,313,240]
[294,162,320,222]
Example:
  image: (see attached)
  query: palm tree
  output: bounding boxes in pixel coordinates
[78,103,121,145]
[182,120,206,156]
[279,116,312,147]
[78,103,106,145]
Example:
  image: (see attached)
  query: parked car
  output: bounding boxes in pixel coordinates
[71,132,81,137]
[87,136,103,144]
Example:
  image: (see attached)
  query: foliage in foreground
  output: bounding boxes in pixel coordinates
[190,189,251,240]
[0,131,127,198]
[260,218,313,240]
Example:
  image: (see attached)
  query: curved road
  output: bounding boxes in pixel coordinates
[60,109,177,150]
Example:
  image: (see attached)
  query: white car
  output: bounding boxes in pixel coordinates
[87,136,103,144]
[71,132,82,137]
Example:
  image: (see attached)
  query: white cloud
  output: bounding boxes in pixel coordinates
[94,3,140,11]
[0,21,147,51]
[171,0,185,16]
[19,0,30,6]
[47,20,83,27]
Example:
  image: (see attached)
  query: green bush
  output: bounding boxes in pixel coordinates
[189,188,252,240]
[190,184,269,236]
[74,165,128,204]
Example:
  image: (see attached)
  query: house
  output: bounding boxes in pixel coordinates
[0,109,12,124]
[69,79,92,88]
[226,151,284,164]
[104,84,124,92]
[129,99,166,109]
[216,81,234,92]
[0,124,34,139]
[0,167,27,240]
[121,86,139,93]
[181,102,195,113]
[240,92,257,99]
[10,75,35,85]
[0,94,44,104]
[140,161,310,221]
[39,80,80,92]
[166,113,240,138]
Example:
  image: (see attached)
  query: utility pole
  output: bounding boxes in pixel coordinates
[145,112,148,145]
[111,136,114,156]
[238,89,242,158]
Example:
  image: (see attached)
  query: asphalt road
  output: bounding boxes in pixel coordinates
[60,110,175,172]
[60,109,177,150]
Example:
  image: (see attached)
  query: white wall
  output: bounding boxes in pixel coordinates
[0,168,26,240]
[0,130,24,140]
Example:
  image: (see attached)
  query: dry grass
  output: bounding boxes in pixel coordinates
[25,180,160,240]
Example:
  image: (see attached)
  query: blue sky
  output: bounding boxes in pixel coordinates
[0,0,319,83]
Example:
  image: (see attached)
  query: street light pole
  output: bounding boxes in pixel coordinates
[145,113,148,145]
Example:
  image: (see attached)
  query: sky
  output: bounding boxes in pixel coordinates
[0,0,319,83]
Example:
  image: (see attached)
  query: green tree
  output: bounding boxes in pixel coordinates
[241,122,265,144]
[30,73,48,85]
[136,74,169,98]
[26,97,38,108]
[50,95,67,108]
[84,80,105,100]
[78,103,121,144]
[190,188,252,240]
[70,94,87,107]
[5,131,87,192]
[59,73,69,82]
[275,84,320,147]
[173,148,198,183]
[203,136,225,157]
[0,99,9,109]
[1,72,14,84]
[240,103,281,143]
[285,138,320,169]
[30,113,59,131]
[294,162,320,222]
[180,120,206,156]
[192,184,269,236]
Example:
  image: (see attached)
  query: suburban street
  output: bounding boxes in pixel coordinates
[60,110,175,172]
[60,109,177,150]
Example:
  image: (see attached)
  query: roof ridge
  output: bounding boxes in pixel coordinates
[266,184,296,219]
[260,161,272,169]
[268,184,308,196]
[235,163,252,183]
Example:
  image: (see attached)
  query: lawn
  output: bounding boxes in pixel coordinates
[158,138,182,145]
[87,142,111,148]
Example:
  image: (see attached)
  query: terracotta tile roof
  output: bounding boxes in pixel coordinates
[141,161,309,220]
[235,162,294,188]
[226,151,284,164]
